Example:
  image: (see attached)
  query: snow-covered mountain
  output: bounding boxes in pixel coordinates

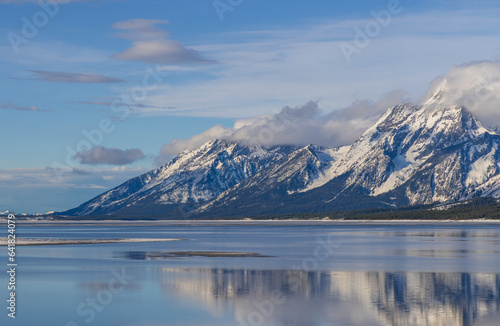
[63,139,297,217]
[62,96,500,218]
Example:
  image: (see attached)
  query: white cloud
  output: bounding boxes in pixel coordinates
[154,59,500,163]
[113,19,169,39]
[112,19,215,65]
[158,124,233,163]
[157,93,410,163]
[229,92,409,148]
[421,60,500,129]
[113,40,214,65]
[125,9,500,119]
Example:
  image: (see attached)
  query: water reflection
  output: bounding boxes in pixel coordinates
[153,268,500,326]
[377,229,500,242]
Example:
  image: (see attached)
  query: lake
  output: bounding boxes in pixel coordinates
[1,221,500,326]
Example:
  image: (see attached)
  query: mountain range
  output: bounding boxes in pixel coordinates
[61,91,500,219]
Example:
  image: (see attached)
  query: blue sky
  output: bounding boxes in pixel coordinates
[2,0,500,213]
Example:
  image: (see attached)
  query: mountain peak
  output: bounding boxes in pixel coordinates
[62,100,500,218]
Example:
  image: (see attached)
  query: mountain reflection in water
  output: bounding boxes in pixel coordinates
[150,267,500,326]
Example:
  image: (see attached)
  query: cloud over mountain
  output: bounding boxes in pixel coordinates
[156,60,500,164]
[157,91,410,163]
[421,60,500,129]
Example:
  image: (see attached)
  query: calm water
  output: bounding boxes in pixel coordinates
[1,222,500,326]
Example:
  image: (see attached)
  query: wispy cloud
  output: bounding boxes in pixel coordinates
[133,9,500,118]
[113,19,170,40]
[0,167,129,189]
[76,99,176,112]
[112,18,215,65]
[74,146,145,165]
[77,100,121,106]
[0,101,45,112]
[24,70,125,83]
[0,41,112,67]
[0,166,150,213]
[156,60,500,163]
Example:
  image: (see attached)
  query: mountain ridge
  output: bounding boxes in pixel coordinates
[61,101,500,219]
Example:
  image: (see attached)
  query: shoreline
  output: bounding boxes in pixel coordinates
[3,219,500,227]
